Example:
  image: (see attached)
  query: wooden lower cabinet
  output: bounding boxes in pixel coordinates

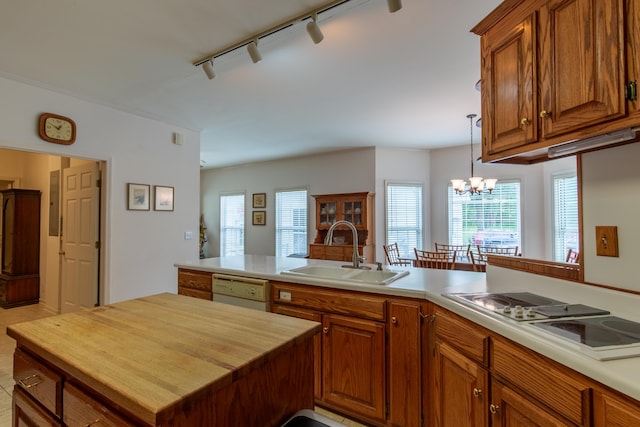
[490,381,570,427]
[177,268,212,300]
[593,389,640,427]
[432,340,488,427]
[271,282,424,427]
[13,386,62,427]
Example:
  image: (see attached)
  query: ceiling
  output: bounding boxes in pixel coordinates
[0,0,502,169]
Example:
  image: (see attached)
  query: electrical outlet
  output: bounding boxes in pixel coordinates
[279,290,292,302]
[184,231,193,240]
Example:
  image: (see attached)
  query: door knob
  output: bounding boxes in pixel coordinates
[520,118,531,127]
[539,110,551,118]
[391,316,397,324]
[473,388,482,398]
[323,327,329,334]
[489,403,500,414]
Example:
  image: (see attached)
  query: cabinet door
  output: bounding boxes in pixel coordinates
[490,381,570,427]
[13,386,62,427]
[388,300,422,427]
[538,0,626,138]
[482,11,538,155]
[593,389,640,427]
[272,304,323,400]
[322,314,386,423]
[432,341,488,427]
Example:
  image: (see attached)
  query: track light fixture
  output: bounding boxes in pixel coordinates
[202,60,215,80]
[247,39,262,64]
[387,0,402,13]
[192,0,405,79]
[306,13,324,44]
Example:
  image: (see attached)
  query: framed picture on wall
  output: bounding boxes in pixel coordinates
[154,185,174,211]
[127,183,150,211]
[252,193,266,208]
[252,211,266,226]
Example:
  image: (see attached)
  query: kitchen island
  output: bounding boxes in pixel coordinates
[8,292,321,426]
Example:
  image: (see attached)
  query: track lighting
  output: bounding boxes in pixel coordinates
[306,13,324,44]
[193,0,404,78]
[202,60,215,80]
[247,39,262,64]
[387,0,402,13]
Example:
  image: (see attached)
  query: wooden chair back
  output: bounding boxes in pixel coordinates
[414,249,456,270]
[469,250,488,272]
[383,243,413,266]
[476,245,519,257]
[435,243,471,261]
[565,248,580,263]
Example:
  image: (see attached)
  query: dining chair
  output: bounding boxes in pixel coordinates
[469,250,488,272]
[435,243,471,262]
[383,243,413,266]
[414,249,456,270]
[565,248,580,263]
[476,245,519,257]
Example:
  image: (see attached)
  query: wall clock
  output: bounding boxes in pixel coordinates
[38,112,76,145]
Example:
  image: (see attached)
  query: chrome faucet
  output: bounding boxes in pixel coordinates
[324,220,369,269]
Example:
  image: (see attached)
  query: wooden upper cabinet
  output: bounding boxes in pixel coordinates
[482,11,538,155]
[475,0,634,163]
[538,0,626,138]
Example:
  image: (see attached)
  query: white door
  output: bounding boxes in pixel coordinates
[61,163,100,313]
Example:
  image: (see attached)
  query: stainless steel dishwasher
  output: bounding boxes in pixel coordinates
[212,273,269,311]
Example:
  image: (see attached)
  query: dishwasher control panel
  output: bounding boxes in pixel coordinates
[212,274,268,302]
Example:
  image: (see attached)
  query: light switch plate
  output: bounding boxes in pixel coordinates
[595,226,619,257]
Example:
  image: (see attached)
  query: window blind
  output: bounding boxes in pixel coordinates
[386,183,423,258]
[553,173,578,262]
[275,189,308,257]
[220,193,245,256]
[448,180,521,248]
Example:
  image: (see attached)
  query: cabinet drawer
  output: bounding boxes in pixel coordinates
[13,348,63,417]
[177,269,212,292]
[272,282,386,321]
[63,382,131,426]
[491,336,591,425]
[178,286,212,300]
[434,305,489,365]
[13,385,62,426]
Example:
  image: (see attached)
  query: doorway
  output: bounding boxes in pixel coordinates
[0,148,105,313]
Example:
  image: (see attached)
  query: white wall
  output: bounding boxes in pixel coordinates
[0,76,200,305]
[200,148,376,258]
[582,142,640,291]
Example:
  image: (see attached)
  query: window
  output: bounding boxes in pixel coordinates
[448,180,521,249]
[552,173,578,262]
[220,193,245,256]
[276,189,308,257]
[386,183,423,258]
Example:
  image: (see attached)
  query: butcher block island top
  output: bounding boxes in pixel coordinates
[7,293,321,426]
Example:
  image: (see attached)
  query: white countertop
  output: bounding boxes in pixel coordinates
[175,255,640,402]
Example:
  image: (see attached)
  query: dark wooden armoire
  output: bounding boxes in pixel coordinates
[0,189,41,308]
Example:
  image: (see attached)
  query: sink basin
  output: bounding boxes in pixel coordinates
[280,265,409,285]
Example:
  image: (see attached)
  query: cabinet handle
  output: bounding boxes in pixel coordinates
[489,404,500,414]
[323,327,329,334]
[18,374,42,389]
[84,420,101,427]
[473,388,482,398]
[520,118,530,127]
[539,110,551,118]
[391,316,397,324]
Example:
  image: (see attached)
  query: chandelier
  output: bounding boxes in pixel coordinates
[451,114,497,195]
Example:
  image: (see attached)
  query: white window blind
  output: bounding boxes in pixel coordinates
[448,180,521,249]
[386,183,423,258]
[220,193,245,256]
[553,173,578,262]
[276,189,308,257]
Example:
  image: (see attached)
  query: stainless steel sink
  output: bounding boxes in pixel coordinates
[280,265,409,285]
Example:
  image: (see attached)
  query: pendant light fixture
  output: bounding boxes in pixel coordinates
[247,39,262,63]
[451,114,497,195]
[306,13,324,44]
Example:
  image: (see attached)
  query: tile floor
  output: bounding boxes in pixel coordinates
[0,304,369,427]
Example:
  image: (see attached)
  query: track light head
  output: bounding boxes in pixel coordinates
[247,40,262,64]
[387,0,402,13]
[202,60,215,80]
[306,13,324,44]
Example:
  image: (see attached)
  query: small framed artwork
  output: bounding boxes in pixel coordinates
[127,183,150,211]
[252,211,266,226]
[252,193,266,208]
[154,185,174,211]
